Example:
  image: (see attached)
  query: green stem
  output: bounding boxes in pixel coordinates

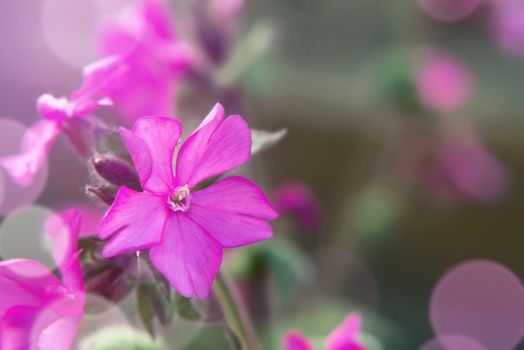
[214,271,261,350]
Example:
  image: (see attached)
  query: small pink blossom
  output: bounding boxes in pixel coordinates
[415,54,472,113]
[272,181,321,232]
[283,313,366,350]
[0,56,125,186]
[0,209,85,350]
[98,0,194,120]
[99,103,278,298]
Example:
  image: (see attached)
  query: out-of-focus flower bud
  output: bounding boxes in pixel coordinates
[85,265,134,304]
[91,155,141,191]
[272,181,321,232]
[86,184,117,205]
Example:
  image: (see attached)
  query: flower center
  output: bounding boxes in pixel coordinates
[168,185,191,212]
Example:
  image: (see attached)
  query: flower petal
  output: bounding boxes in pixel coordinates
[112,67,175,120]
[38,315,82,350]
[100,187,169,257]
[71,55,128,114]
[189,176,278,247]
[324,313,366,350]
[0,120,60,186]
[36,94,69,122]
[150,214,222,299]
[0,259,61,314]
[175,104,251,189]
[44,209,84,293]
[120,116,182,193]
[283,331,315,350]
[0,305,42,350]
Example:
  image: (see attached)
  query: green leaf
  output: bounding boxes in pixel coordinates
[251,128,287,155]
[175,293,201,320]
[216,21,276,87]
[137,284,156,338]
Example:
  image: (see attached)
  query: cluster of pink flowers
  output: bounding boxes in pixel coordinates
[0,0,280,347]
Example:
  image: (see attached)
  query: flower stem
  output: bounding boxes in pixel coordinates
[214,271,261,350]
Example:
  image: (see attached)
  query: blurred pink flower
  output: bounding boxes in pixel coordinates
[415,54,472,113]
[425,126,510,203]
[491,0,524,57]
[272,181,321,232]
[98,0,194,120]
[283,331,314,350]
[0,56,125,186]
[417,0,481,22]
[99,103,278,299]
[283,313,366,350]
[0,209,85,350]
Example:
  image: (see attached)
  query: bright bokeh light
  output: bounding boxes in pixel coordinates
[41,0,137,68]
[430,260,524,350]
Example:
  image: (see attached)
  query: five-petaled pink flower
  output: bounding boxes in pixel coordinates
[0,56,125,186]
[98,0,194,121]
[0,209,85,350]
[283,313,366,350]
[99,103,278,298]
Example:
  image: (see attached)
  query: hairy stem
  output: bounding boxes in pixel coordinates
[214,271,261,350]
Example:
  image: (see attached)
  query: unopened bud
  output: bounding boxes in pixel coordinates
[92,155,141,191]
[86,185,117,205]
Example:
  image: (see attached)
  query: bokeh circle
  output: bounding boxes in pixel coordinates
[420,335,487,350]
[0,205,58,271]
[430,260,524,350]
[417,0,481,22]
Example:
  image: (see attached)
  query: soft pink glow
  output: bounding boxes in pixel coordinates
[425,124,510,203]
[491,0,524,57]
[417,0,481,22]
[420,335,487,350]
[416,54,472,113]
[430,260,524,350]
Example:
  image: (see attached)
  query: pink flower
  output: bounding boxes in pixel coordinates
[0,56,125,186]
[0,209,85,350]
[99,103,278,298]
[283,313,366,350]
[272,182,321,232]
[491,0,524,57]
[415,54,472,113]
[98,0,194,120]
